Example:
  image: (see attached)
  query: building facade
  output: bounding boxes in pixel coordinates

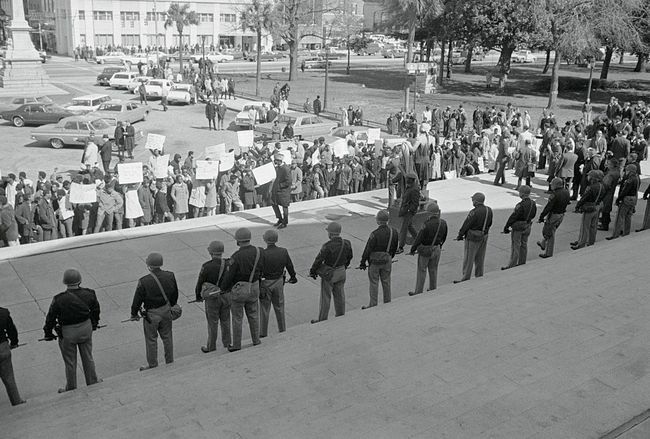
[45,0,268,56]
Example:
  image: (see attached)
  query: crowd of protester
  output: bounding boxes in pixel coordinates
[1,94,649,248]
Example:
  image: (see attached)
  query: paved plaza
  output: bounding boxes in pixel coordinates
[1,170,650,437]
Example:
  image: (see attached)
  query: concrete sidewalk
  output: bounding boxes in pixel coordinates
[0,170,647,404]
[1,198,650,438]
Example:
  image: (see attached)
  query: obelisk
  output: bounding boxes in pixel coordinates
[0,0,63,95]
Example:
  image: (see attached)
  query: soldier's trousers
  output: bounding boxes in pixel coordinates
[0,341,22,405]
[59,319,98,391]
[259,278,285,337]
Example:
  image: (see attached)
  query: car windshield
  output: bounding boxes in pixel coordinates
[46,105,67,112]
[89,119,110,130]
[98,104,123,112]
[36,96,53,103]
[149,81,163,86]
[71,99,91,106]
[172,85,189,90]
[277,115,296,124]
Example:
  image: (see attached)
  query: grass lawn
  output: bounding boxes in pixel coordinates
[231,60,650,129]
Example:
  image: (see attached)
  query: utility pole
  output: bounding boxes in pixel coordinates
[38,22,43,50]
[153,0,159,67]
[323,25,329,111]
[586,58,595,103]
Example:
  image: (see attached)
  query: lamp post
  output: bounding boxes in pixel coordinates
[323,25,329,111]
[586,57,595,103]
[153,0,159,67]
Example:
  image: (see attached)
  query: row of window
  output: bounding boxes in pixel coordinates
[80,34,225,47]
[78,11,237,23]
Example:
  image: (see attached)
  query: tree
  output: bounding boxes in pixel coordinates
[272,0,336,81]
[164,2,199,75]
[240,0,274,96]
[329,9,364,74]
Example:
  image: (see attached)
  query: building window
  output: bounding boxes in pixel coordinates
[122,34,141,46]
[198,35,214,45]
[79,34,86,46]
[120,11,140,21]
[199,13,214,22]
[219,13,236,23]
[145,12,166,22]
[94,34,114,47]
[93,11,113,21]
[78,10,85,20]
[352,4,358,14]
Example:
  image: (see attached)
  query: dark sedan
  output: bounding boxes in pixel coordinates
[97,66,127,86]
[1,103,77,127]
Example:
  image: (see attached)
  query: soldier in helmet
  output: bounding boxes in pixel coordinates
[271,153,291,229]
[43,268,101,393]
[130,252,179,370]
[359,210,399,308]
[309,222,353,323]
[221,228,264,352]
[194,241,231,353]
[396,172,421,254]
[502,186,537,269]
[259,229,297,337]
[408,201,448,295]
[0,306,25,405]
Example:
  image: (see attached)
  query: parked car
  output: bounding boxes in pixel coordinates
[1,103,77,127]
[247,52,281,62]
[95,51,126,64]
[0,96,53,113]
[97,66,127,86]
[302,57,332,69]
[109,71,143,89]
[316,48,346,60]
[356,42,383,56]
[144,79,174,98]
[65,94,112,113]
[166,84,194,105]
[381,45,406,58]
[190,51,234,63]
[255,112,338,140]
[93,100,150,123]
[323,127,403,147]
[235,101,270,128]
[512,50,536,63]
[30,116,114,149]
[122,52,167,67]
[127,76,151,94]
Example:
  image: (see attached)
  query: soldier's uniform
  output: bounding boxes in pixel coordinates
[360,210,398,307]
[44,270,101,393]
[271,155,292,228]
[409,202,448,294]
[0,307,24,405]
[310,222,353,322]
[260,230,297,337]
[131,253,179,369]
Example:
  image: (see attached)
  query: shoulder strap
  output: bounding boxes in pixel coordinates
[248,248,260,283]
[432,220,442,245]
[481,207,490,233]
[333,239,346,267]
[150,272,170,306]
[595,183,603,202]
[67,290,91,315]
[385,228,393,253]
[524,201,535,222]
[216,260,226,285]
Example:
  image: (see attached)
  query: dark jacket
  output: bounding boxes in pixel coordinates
[205,102,216,119]
[44,287,101,336]
[576,182,605,211]
[271,164,291,207]
[361,224,399,265]
[399,184,420,216]
[0,204,19,242]
[313,98,322,115]
[131,269,179,317]
[505,198,537,230]
[458,204,493,239]
[539,188,571,221]
[616,174,640,203]
[221,245,265,290]
[35,198,56,230]
[99,140,114,162]
[261,244,296,280]
[310,237,353,276]
[411,217,448,253]
[0,307,18,346]
[194,257,229,301]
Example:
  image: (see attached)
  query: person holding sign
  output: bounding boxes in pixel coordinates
[94,181,124,233]
[271,154,291,229]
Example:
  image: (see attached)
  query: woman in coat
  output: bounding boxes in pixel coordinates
[241,169,257,209]
[514,139,537,189]
[170,175,189,220]
[137,178,154,225]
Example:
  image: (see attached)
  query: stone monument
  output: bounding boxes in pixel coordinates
[0,0,63,95]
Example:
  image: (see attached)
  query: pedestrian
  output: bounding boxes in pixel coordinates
[607,164,640,240]
[309,222,353,323]
[170,175,189,220]
[303,97,311,113]
[502,186,537,269]
[537,177,571,258]
[271,153,291,229]
[216,100,226,130]
[493,131,510,186]
[359,209,398,307]
[195,241,231,353]
[138,82,147,104]
[259,229,297,338]
[572,170,605,249]
[161,82,169,111]
[205,99,216,130]
[130,252,179,370]
[114,123,125,161]
[0,306,25,405]
[43,269,101,393]
[408,201,447,295]
[290,159,303,202]
[220,228,263,352]
[637,182,650,232]
[396,172,420,254]
[98,134,113,174]
[454,192,493,283]
[125,121,135,159]
[82,134,100,168]
[313,95,322,115]
[227,78,236,99]
[514,139,536,189]
[0,195,20,247]
[94,181,123,233]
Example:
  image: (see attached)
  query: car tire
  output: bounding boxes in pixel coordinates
[50,138,64,149]
[12,116,24,127]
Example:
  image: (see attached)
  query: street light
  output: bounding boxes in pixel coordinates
[586,57,595,103]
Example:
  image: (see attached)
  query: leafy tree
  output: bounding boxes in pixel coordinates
[328,8,364,74]
[240,0,274,96]
[164,2,199,74]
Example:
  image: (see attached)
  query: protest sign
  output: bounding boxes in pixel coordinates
[124,190,144,219]
[219,151,235,172]
[145,133,165,151]
[195,160,220,179]
[153,154,170,179]
[443,170,457,180]
[331,138,348,157]
[252,162,275,186]
[367,128,381,144]
[69,183,97,204]
[117,162,143,184]
[311,152,320,166]
[204,143,226,160]
[237,130,254,149]
[280,150,292,165]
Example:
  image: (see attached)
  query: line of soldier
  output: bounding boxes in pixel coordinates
[2,167,647,404]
